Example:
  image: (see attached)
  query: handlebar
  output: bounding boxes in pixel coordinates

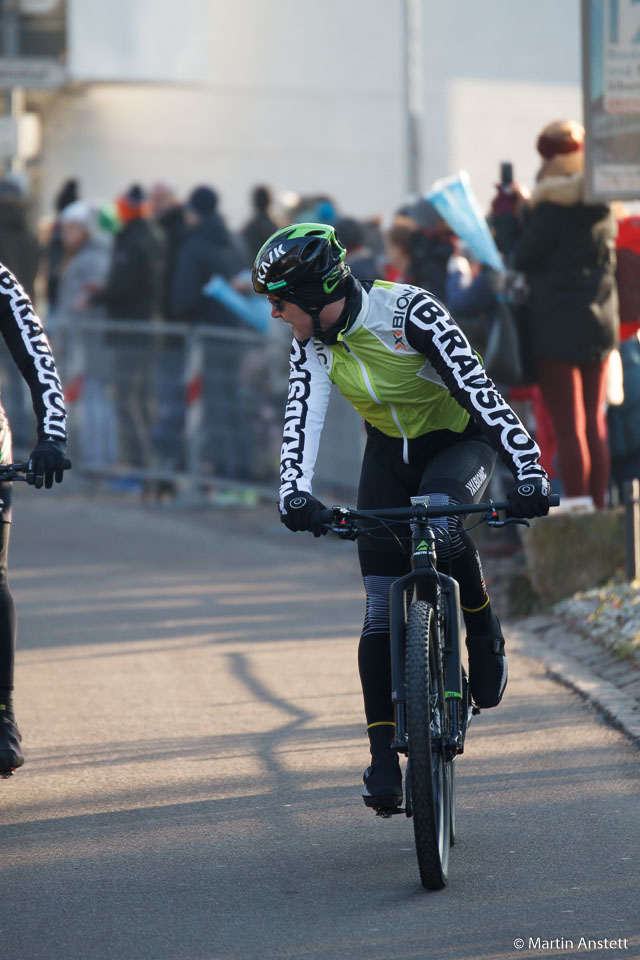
[318,494,560,526]
[0,458,72,481]
[318,494,560,540]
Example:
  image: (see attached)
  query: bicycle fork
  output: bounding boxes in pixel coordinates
[388,526,467,761]
[439,574,468,756]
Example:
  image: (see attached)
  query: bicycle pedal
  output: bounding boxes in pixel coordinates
[375,806,405,819]
[0,769,15,779]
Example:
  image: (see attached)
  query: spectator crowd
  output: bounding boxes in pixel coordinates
[0,115,639,508]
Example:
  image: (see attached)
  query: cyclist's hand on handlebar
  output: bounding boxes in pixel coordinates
[280,492,328,537]
[506,474,551,519]
[27,437,68,489]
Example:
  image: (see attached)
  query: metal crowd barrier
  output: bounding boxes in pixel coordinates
[55,318,365,502]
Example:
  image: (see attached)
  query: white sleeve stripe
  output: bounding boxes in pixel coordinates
[0,266,67,440]
[279,338,331,502]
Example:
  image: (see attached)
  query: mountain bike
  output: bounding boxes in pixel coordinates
[319,494,559,890]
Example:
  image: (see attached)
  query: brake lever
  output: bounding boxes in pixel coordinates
[323,507,358,540]
[327,523,359,541]
[487,516,530,528]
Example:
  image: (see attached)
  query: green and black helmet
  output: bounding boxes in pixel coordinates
[252,222,350,313]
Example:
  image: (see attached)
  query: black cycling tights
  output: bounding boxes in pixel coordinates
[356,436,497,726]
[0,521,16,701]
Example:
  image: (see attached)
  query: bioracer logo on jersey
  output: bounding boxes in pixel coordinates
[392,329,407,352]
[392,288,413,351]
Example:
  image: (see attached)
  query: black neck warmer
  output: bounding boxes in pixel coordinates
[314,276,363,345]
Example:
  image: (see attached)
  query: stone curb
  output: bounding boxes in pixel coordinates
[509,624,640,748]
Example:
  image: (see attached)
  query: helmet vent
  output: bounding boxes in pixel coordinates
[299,238,323,262]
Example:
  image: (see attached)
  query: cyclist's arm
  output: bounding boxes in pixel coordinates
[404,290,544,482]
[279,336,331,505]
[0,264,67,442]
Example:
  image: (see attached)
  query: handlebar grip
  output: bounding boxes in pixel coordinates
[318,509,332,524]
[549,494,560,507]
[63,458,72,470]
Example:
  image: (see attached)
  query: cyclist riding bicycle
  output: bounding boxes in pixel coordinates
[252,223,550,809]
[0,261,68,776]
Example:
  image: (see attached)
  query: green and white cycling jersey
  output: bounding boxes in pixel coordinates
[280,278,544,503]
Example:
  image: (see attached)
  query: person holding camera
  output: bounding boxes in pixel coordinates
[510,120,619,509]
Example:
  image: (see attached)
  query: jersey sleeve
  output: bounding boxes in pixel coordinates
[404,290,545,482]
[0,265,67,442]
[279,337,332,505]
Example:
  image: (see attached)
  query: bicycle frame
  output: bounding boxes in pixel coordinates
[388,503,465,761]
[322,492,559,761]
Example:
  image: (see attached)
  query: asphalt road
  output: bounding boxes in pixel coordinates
[1,486,638,960]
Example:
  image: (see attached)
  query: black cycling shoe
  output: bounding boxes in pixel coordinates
[0,714,24,776]
[362,758,403,811]
[466,612,508,709]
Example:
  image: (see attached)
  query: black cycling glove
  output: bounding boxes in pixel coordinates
[506,475,551,519]
[27,437,68,489]
[280,492,327,537]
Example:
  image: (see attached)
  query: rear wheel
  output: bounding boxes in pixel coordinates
[405,600,450,890]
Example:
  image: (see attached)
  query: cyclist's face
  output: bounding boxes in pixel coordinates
[268,297,314,341]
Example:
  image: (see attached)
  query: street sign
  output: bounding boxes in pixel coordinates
[582,0,640,200]
[0,56,66,90]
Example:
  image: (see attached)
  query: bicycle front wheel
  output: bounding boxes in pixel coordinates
[406,600,450,890]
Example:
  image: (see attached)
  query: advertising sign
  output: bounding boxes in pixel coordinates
[583,0,640,200]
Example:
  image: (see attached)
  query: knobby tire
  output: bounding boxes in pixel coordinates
[448,760,456,845]
[405,600,450,890]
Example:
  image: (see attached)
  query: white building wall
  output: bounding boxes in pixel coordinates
[420,0,583,208]
[37,0,582,227]
[67,0,215,83]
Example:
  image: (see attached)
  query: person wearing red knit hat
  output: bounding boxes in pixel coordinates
[535,119,585,177]
[511,120,619,509]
